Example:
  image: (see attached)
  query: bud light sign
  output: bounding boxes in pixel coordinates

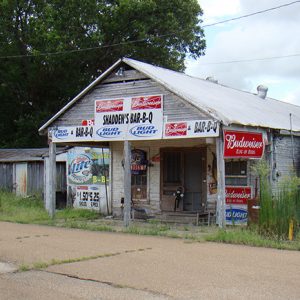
[68,154,92,184]
[225,205,248,225]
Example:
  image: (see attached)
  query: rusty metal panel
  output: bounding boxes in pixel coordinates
[56,162,67,192]
[0,163,13,191]
[27,162,44,196]
[15,163,27,196]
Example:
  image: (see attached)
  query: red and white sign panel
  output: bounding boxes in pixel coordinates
[164,120,219,139]
[225,186,252,205]
[95,99,124,113]
[223,130,264,158]
[131,95,162,110]
[165,122,187,137]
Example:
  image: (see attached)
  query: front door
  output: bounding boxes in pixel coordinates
[161,148,206,211]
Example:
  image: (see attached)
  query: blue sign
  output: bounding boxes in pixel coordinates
[129,125,158,138]
[96,127,122,138]
[226,206,248,225]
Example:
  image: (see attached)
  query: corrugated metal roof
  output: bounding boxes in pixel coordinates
[0,148,68,162]
[39,58,300,133]
[124,58,300,131]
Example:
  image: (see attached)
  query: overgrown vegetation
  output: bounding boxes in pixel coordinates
[252,160,300,240]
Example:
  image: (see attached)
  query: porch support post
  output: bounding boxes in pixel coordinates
[46,131,56,218]
[123,140,131,227]
[216,135,226,228]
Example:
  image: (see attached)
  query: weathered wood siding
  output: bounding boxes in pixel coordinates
[272,135,300,189]
[0,163,13,192]
[52,69,211,128]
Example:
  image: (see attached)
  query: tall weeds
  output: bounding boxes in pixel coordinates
[253,160,300,240]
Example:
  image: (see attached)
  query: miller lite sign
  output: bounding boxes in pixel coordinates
[223,130,264,158]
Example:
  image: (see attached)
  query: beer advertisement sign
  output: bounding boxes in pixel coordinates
[163,120,219,139]
[225,186,252,225]
[223,130,264,158]
[94,95,163,141]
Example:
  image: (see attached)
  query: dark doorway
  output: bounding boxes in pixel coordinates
[161,148,206,211]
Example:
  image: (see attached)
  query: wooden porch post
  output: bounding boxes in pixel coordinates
[46,132,56,218]
[123,140,131,227]
[216,135,226,228]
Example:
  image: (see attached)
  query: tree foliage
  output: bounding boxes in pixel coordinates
[0,0,205,147]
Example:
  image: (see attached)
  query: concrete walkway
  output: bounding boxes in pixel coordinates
[0,222,300,299]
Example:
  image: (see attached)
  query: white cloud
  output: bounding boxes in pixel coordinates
[190,0,300,105]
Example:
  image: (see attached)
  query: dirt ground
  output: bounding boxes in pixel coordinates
[1,221,300,299]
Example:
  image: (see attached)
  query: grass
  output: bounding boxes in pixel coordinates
[205,227,300,251]
[1,190,300,251]
[18,248,151,272]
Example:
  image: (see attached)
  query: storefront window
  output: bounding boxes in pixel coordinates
[225,160,247,186]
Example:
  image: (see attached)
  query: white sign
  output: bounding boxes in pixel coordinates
[163,120,219,139]
[75,185,103,210]
[52,126,94,143]
[94,95,163,141]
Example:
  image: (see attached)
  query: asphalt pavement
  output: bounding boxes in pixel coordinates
[0,222,299,299]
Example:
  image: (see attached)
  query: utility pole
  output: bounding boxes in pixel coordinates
[123,140,131,227]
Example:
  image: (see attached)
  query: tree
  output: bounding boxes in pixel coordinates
[0,0,205,147]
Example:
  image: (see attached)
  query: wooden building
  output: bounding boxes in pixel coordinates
[0,148,67,205]
[39,58,300,225]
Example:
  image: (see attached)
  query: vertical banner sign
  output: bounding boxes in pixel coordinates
[67,147,110,211]
[94,95,163,141]
[223,130,264,158]
[225,186,251,225]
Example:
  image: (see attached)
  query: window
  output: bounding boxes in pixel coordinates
[225,160,247,186]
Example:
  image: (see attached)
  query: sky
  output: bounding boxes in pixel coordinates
[186,0,300,106]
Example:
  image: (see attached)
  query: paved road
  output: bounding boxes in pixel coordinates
[0,222,300,299]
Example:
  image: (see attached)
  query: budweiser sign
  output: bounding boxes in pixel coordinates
[225,186,252,205]
[165,122,187,137]
[95,99,124,113]
[131,95,162,110]
[224,130,264,158]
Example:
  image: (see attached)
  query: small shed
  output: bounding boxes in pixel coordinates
[38,58,300,225]
[0,148,67,200]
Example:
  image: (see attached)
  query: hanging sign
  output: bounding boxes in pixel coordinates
[131,149,148,175]
[163,120,219,139]
[94,95,163,141]
[223,130,264,158]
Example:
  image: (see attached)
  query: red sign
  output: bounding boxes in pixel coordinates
[95,99,124,113]
[81,119,94,126]
[131,95,162,110]
[165,122,187,137]
[223,130,264,158]
[225,186,252,205]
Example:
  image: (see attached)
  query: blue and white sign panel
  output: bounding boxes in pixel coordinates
[52,126,94,143]
[94,95,163,141]
[225,205,248,225]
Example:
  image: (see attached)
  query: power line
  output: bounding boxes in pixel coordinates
[0,1,299,60]
[199,53,300,65]
[202,0,300,28]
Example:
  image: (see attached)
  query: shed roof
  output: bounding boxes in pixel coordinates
[39,58,300,133]
[0,148,67,162]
